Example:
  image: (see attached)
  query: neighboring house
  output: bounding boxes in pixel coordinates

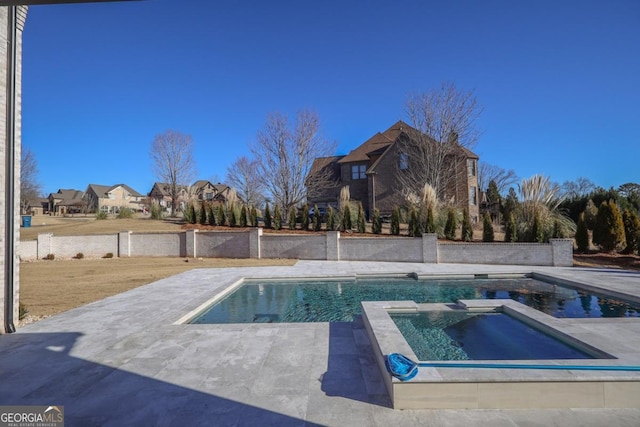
[148,182,189,212]
[149,181,236,212]
[191,180,233,203]
[83,183,145,214]
[23,197,48,215]
[210,183,236,204]
[307,120,480,221]
[47,189,84,215]
[479,192,501,222]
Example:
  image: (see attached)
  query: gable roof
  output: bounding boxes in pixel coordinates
[308,155,343,183]
[112,184,144,197]
[49,189,84,205]
[338,132,394,164]
[192,180,213,190]
[380,120,410,141]
[340,119,479,166]
[86,183,144,198]
[149,182,188,197]
[86,184,111,197]
[212,183,231,193]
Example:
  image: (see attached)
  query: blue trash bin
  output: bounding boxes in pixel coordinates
[21,215,31,227]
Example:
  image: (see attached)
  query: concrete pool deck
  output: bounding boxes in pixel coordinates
[1,261,640,426]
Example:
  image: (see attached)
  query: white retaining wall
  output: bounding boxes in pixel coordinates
[341,237,423,262]
[261,234,327,260]
[18,230,573,266]
[18,240,36,260]
[54,234,118,258]
[130,232,185,257]
[196,231,250,258]
[438,242,553,265]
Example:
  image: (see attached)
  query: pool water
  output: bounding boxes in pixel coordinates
[188,277,640,324]
[391,311,595,360]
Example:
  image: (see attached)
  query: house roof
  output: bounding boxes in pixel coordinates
[87,184,111,197]
[380,120,410,141]
[212,183,230,193]
[308,155,343,183]
[340,119,479,166]
[192,180,213,190]
[149,182,188,197]
[338,132,394,164]
[49,189,84,205]
[457,145,479,160]
[86,183,144,198]
[26,197,49,207]
[112,184,144,197]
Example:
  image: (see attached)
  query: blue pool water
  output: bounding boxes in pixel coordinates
[391,311,595,360]
[188,277,640,324]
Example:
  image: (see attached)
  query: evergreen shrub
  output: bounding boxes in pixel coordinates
[482,212,494,242]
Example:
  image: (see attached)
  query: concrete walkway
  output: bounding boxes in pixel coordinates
[1,261,640,426]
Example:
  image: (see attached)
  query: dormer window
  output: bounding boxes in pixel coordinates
[351,164,366,180]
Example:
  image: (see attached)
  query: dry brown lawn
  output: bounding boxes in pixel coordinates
[20,214,185,240]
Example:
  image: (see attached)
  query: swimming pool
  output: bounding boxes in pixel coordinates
[187,276,640,324]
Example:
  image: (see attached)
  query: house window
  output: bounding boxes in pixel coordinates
[469,186,477,205]
[467,159,476,177]
[205,192,213,201]
[399,153,409,170]
[351,164,366,180]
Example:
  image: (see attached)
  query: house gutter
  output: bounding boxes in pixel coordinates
[3,5,18,333]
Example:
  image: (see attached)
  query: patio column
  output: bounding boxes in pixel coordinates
[326,231,340,261]
[422,233,437,263]
[186,229,198,258]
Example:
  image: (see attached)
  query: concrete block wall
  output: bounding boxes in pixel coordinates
[17,229,574,267]
[18,239,36,260]
[52,234,118,259]
[340,237,423,262]
[437,242,553,266]
[196,231,250,258]
[261,234,326,260]
[130,232,184,257]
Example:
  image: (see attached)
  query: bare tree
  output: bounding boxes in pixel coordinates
[20,147,42,214]
[477,161,519,195]
[398,82,482,202]
[150,130,197,217]
[225,156,265,207]
[560,177,597,199]
[251,110,336,211]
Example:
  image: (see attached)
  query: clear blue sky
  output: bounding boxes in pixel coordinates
[22,0,640,197]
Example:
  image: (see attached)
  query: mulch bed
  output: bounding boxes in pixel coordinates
[573,253,640,270]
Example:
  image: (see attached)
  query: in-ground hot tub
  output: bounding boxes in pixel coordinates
[391,310,597,361]
[362,298,640,409]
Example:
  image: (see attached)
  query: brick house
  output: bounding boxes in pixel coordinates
[191,180,234,204]
[83,183,145,214]
[307,121,480,221]
[148,181,234,212]
[148,182,189,212]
